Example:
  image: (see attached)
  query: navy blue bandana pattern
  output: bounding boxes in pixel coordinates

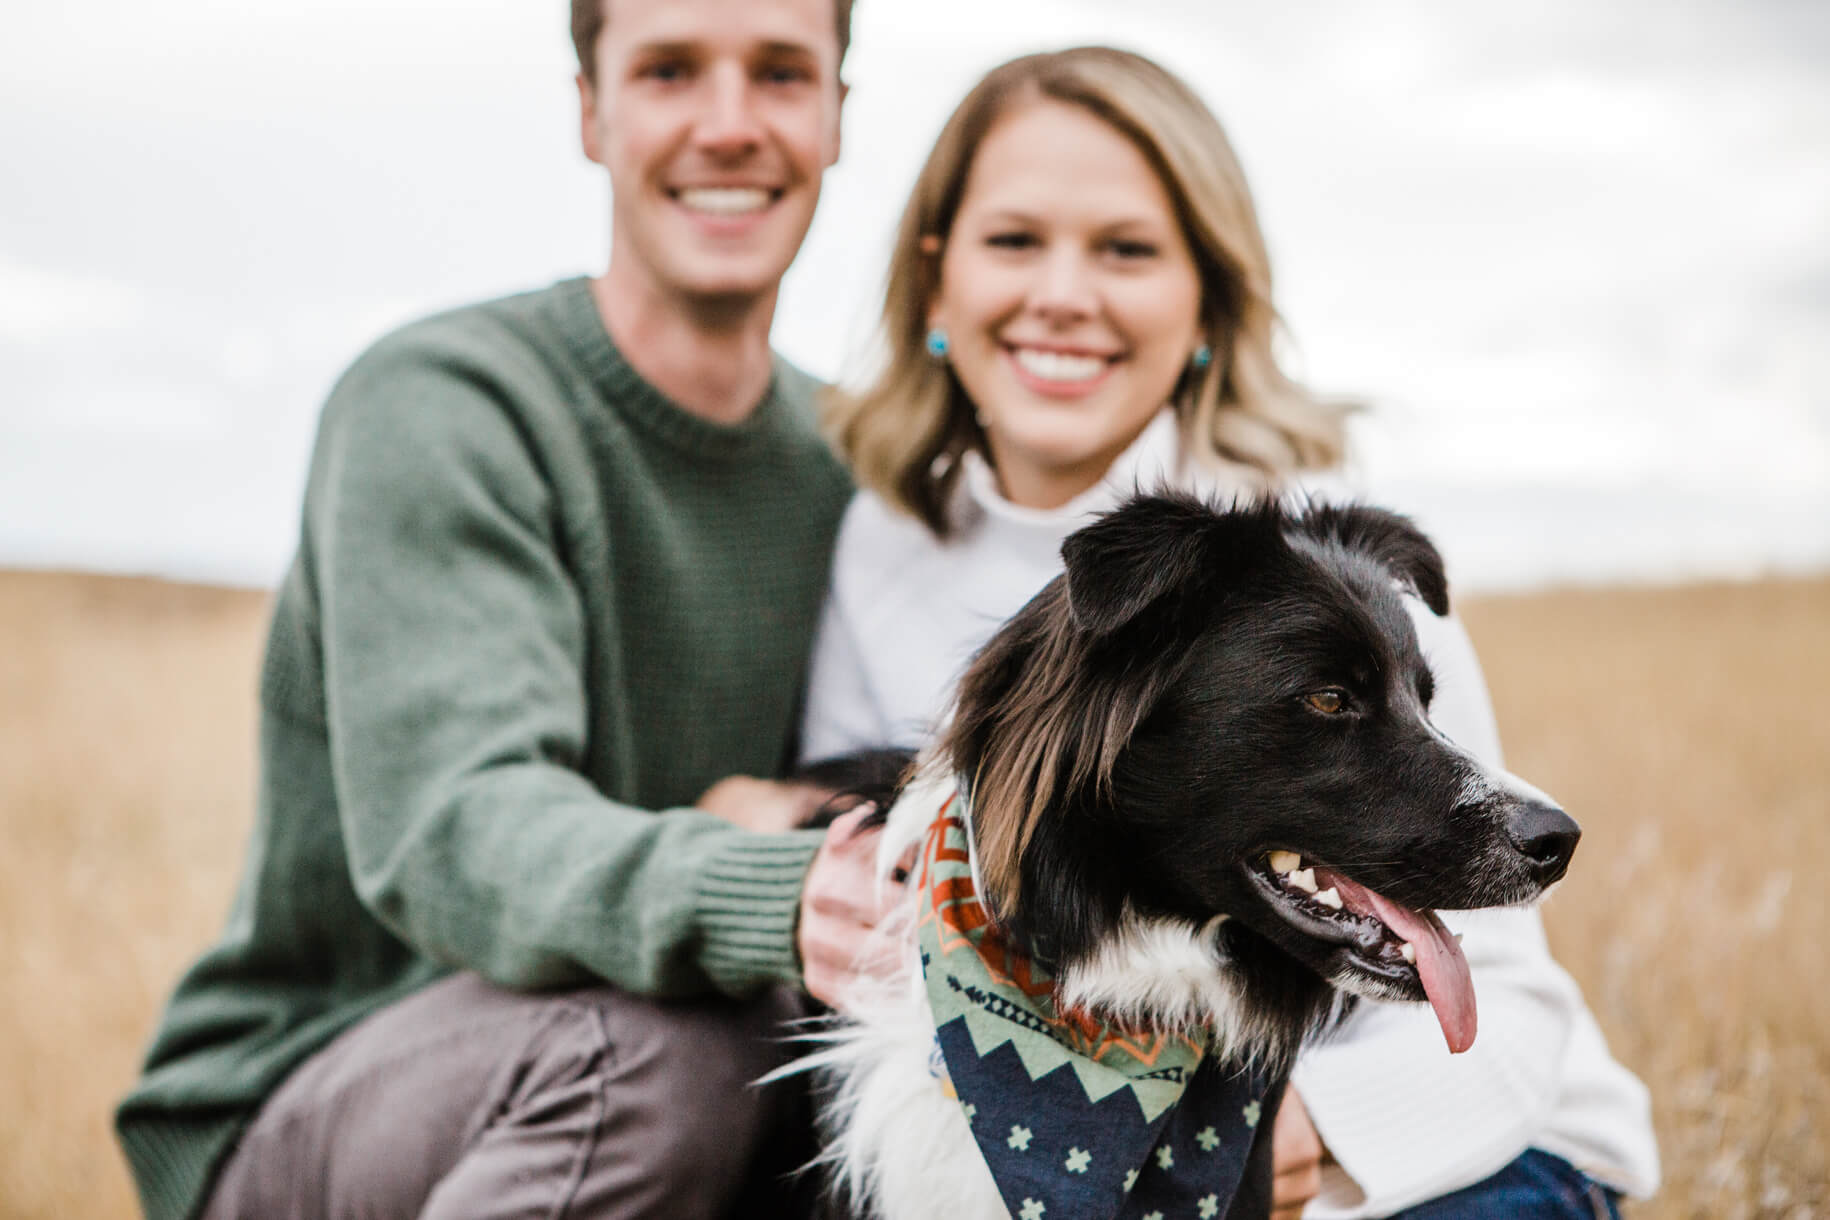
[915,792,1278,1219]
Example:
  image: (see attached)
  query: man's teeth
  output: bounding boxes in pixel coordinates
[677,187,772,216]
[1013,347,1106,383]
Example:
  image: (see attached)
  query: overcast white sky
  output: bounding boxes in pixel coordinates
[4,0,1827,589]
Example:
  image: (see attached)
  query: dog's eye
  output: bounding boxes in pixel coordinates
[1304,690,1348,715]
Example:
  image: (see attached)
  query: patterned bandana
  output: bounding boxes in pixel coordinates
[915,786,1278,1220]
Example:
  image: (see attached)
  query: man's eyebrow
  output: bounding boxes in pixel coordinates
[755,39,821,59]
[629,40,698,58]
[625,38,818,60]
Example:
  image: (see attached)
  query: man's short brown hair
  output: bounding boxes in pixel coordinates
[571,0,855,85]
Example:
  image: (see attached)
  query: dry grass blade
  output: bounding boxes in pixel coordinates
[1462,580,1830,1220]
[1,569,1824,1218]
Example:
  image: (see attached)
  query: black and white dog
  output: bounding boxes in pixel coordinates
[800,494,1579,1220]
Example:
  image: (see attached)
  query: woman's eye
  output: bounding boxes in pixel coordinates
[986,232,1038,250]
[1106,239,1158,259]
[1305,690,1347,715]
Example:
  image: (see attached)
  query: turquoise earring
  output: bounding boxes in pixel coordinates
[925,327,950,359]
[1190,344,1213,371]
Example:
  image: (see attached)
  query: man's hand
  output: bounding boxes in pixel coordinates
[1272,1085,1325,1219]
[797,804,906,1010]
[696,775,833,833]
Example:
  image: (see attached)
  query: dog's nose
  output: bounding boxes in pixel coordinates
[1507,801,1581,883]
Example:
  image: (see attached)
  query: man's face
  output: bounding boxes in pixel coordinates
[579,0,844,304]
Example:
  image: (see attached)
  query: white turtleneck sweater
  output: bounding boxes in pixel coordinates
[799,410,1659,1217]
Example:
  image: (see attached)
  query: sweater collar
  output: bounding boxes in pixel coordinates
[955,409,1187,533]
[549,276,797,460]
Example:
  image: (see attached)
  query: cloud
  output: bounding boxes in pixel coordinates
[2,0,1826,586]
[0,258,143,344]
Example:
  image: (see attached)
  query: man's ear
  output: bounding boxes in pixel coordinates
[1061,493,1276,639]
[1301,503,1450,616]
[577,72,605,166]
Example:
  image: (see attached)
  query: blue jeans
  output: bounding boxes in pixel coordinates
[1386,1149,1623,1219]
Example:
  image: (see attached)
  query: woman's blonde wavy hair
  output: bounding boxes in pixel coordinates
[826,46,1348,538]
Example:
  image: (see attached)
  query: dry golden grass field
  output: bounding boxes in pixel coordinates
[1,568,1825,1219]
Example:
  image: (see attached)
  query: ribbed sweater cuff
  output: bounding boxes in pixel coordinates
[693,830,825,994]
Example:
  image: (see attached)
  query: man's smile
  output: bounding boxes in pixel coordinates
[669,185,783,218]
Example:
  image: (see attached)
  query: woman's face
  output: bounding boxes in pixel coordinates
[930,99,1204,510]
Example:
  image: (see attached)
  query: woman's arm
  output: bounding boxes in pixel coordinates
[1286,603,1589,1217]
[799,582,892,765]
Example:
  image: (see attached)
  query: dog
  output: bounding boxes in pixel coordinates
[795,493,1580,1220]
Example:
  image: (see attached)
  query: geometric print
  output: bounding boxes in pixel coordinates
[916,789,1278,1219]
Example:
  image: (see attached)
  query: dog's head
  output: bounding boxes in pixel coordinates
[941,493,1578,1059]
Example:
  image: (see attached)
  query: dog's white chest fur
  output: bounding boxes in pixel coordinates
[813,952,1008,1220]
[804,776,1269,1220]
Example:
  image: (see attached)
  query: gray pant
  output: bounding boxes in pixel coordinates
[201,973,817,1220]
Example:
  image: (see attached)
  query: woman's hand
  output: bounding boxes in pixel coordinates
[1272,1085,1326,1219]
[797,804,908,1010]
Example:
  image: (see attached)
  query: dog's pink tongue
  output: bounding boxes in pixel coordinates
[1320,871,1477,1054]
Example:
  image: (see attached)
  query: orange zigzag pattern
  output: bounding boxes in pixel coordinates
[917,803,1201,1068]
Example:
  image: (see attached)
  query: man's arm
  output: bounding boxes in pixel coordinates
[310,342,822,998]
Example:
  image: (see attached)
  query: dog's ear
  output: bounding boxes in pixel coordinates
[1061,493,1266,638]
[1301,504,1450,616]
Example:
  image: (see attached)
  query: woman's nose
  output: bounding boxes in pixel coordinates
[1026,248,1098,323]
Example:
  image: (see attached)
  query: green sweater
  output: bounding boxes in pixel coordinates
[116,278,854,1220]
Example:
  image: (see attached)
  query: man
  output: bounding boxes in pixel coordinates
[116,2,883,1216]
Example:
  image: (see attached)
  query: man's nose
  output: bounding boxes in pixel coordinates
[696,63,763,156]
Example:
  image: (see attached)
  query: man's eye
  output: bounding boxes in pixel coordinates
[760,64,811,85]
[1304,690,1348,715]
[640,60,690,82]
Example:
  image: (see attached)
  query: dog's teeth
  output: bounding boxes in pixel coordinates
[1268,850,1302,874]
[1286,868,1318,894]
[1400,942,1416,964]
[1454,932,1464,944]
[1314,887,1343,910]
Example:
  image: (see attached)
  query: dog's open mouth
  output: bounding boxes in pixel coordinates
[1247,850,1477,1053]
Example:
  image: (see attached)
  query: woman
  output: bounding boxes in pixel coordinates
[801,47,1658,1219]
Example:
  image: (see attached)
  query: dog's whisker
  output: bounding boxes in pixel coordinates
[799,494,1577,1218]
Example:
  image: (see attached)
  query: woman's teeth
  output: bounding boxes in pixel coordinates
[1013,347,1106,383]
[677,187,772,216]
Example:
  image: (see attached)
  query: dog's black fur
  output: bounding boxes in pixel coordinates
[805,493,1579,1220]
[942,495,1577,1051]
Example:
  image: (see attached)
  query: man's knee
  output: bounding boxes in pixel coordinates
[203,976,811,1220]
[550,985,811,1217]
